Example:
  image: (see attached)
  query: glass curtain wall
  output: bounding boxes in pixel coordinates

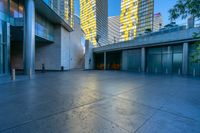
[172,45,183,74]
[36,14,54,41]
[0,0,9,22]
[10,0,24,18]
[43,0,74,28]
[0,20,9,75]
[146,47,162,73]
[127,49,141,72]
[0,0,9,75]
[146,45,182,74]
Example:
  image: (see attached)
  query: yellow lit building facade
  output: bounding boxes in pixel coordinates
[80,0,97,44]
[80,0,108,46]
[120,0,154,41]
[44,0,74,28]
[63,0,74,28]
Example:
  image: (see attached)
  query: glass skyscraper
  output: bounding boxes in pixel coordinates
[120,0,154,41]
[80,0,108,46]
[43,0,74,27]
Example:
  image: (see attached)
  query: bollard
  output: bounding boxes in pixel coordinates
[12,69,16,81]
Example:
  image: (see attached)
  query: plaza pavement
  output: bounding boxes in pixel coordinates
[0,71,200,133]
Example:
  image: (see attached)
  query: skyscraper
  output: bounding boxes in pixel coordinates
[153,12,163,32]
[44,0,74,28]
[80,0,108,46]
[120,0,154,41]
[108,16,120,44]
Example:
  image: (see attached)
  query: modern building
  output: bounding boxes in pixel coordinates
[108,16,120,44]
[89,25,200,76]
[80,0,108,46]
[153,12,163,31]
[120,0,154,41]
[0,0,84,79]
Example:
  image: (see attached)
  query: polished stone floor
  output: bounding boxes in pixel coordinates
[0,71,200,133]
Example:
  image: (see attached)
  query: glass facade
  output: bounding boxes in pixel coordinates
[0,0,76,76]
[146,45,182,74]
[137,0,154,36]
[10,0,24,18]
[43,0,74,28]
[120,0,154,42]
[127,49,141,72]
[36,14,54,41]
[0,0,9,75]
[80,0,108,46]
[0,0,9,22]
[0,0,9,14]
[80,0,97,45]
[0,20,9,75]
[189,43,200,76]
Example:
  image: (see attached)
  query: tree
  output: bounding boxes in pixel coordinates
[169,0,200,63]
[169,0,200,20]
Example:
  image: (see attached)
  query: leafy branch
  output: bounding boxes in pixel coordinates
[169,0,200,63]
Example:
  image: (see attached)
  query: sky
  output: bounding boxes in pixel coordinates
[74,0,185,25]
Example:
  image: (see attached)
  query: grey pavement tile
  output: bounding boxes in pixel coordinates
[87,97,158,132]
[135,110,200,133]
[161,87,200,121]
[2,106,128,133]
[0,71,199,133]
[117,87,175,109]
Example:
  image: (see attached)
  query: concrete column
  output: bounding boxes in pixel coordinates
[5,23,10,74]
[23,0,35,75]
[141,47,146,72]
[122,50,128,71]
[104,52,106,70]
[182,43,189,75]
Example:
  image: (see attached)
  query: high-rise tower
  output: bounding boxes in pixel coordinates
[153,12,163,32]
[120,0,154,41]
[80,0,108,46]
[108,16,120,44]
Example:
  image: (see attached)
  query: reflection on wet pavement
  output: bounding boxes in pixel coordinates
[0,71,200,133]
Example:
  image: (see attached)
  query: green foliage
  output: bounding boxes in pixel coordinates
[169,0,200,21]
[169,0,200,63]
[191,31,200,63]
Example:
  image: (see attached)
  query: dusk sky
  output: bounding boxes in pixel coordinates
[74,0,186,25]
